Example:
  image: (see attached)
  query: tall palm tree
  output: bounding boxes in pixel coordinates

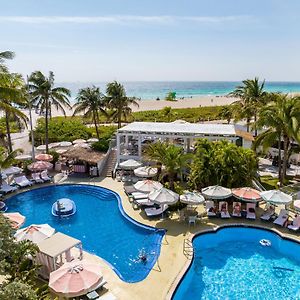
[0,51,15,72]
[73,86,107,139]
[105,81,139,128]
[28,71,71,153]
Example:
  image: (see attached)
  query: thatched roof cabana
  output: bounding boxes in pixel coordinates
[62,147,105,164]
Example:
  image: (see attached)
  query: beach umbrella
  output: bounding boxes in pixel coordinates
[49,260,103,298]
[148,187,179,205]
[15,224,55,243]
[73,143,90,149]
[119,159,142,170]
[134,180,163,193]
[3,212,26,229]
[56,149,68,154]
[73,139,87,144]
[59,141,72,147]
[202,185,232,200]
[35,154,53,161]
[180,191,205,205]
[87,138,98,143]
[232,187,262,202]
[48,142,61,148]
[15,154,32,161]
[36,144,47,151]
[27,161,53,172]
[260,190,293,205]
[134,166,158,178]
[2,166,22,176]
[293,200,300,211]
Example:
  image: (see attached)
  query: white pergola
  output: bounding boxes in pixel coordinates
[116,122,252,163]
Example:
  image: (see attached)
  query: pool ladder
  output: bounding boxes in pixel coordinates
[183,239,194,259]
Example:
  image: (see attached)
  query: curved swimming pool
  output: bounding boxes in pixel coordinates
[6,184,165,282]
[173,227,300,299]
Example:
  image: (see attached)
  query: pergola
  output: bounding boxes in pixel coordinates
[36,232,83,279]
[116,122,252,163]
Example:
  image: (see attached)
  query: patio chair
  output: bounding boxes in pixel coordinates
[0,181,18,194]
[145,205,168,217]
[273,209,289,226]
[260,204,275,221]
[32,173,44,184]
[246,203,256,220]
[41,170,51,182]
[206,200,217,217]
[131,192,149,200]
[123,184,136,195]
[219,201,230,218]
[14,175,33,188]
[287,215,300,231]
[232,202,242,217]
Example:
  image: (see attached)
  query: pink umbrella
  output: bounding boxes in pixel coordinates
[27,161,53,172]
[3,212,26,229]
[232,187,262,202]
[35,154,53,161]
[49,260,103,298]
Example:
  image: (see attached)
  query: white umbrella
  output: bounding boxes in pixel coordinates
[180,191,205,205]
[15,224,55,243]
[202,185,232,200]
[48,142,61,148]
[56,149,68,154]
[149,187,179,205]
[134,180,163,193]
[293,200,300,211]
[87,138,98,143]
[73,139,87,144]
[36,144,47,151]
[59,141,72,147]
[260,190,293,205]
[2,166,22,176]
[119,159,142,170]
[73,143,90,149]
[15,154,32,161]
[134,166,158,178]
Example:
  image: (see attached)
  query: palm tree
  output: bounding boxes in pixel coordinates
[0,147,22,184]
[73,86,107,139]
[218,106,233,124]
[105,81,139,128]
[0,51,15,72]
[28,71,71,153]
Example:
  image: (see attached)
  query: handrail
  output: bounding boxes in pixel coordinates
[252,178,266,191]
[183,238,194,259]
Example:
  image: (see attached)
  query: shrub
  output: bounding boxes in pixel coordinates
[91,139,110,152]
[48,150,60,164]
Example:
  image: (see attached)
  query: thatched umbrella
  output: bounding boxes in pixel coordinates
[62,147,105,165]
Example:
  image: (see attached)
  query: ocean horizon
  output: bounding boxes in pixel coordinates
[59,81,300,101]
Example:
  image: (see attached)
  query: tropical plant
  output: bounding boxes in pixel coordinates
[73,86,107,139]
[28,71,71,152]
[91,139,110,152]
[0,147,21,184]
[161,106,176,122]
[0,51,15,72]
[218,106,233,124]
[165,91,176,101]
[105,81,139,128]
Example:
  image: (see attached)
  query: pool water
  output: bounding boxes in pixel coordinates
[173,227,300,299]
[6,184,165,282]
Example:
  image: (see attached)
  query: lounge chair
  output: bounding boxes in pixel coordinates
[219,201,230,218]
[124,185,136,195]
[40,170,51,182]
[145,205,168,217]
[232,202,242,217]
[0,181,18,194]
[131,192,149,200]
[287,216,300,231]
[273,209,289,226]
[14,175,33,187]
[134,198,154,207]
[206,200,217,217]
[260,204,275,221]
[98,293,117,300]
[246,203,256,220]
[32,173,43,184]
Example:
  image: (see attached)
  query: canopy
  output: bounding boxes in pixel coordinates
[260,190,293,205]
[59,141,72,147]
[36,145,46,151]
[149,187,179,205]
[2,166,22,176]
[49,260,103,298]
[35,154,53,161]
[87,138,98,143]
[134,166,158,178]
[119,159,142,170]
[28,161,53,172]
[73,143,90,149]
[134,180,163,193]
[180,191,205,205]
[15,224,55,243]
[202,185,232,200]
[294,200,300,211]
[73,139,87,144]
[232,187,262,202]
[15,154,32,161]
[3,212,26,229]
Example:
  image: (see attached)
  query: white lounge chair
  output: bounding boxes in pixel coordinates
[145,205,168,217]
[41,170,51,182]
[134,198,154,207]
[260,204,275,221]
[14,175,33,187]
[232,202,242,217]
[32,173,43,184]
[288,216,300,231]
[0,181,18,194]
[273,209,289,226]
[132,192,149,200]
[206,200,217,217]
[246,203,256,220]
[219,201,230,218]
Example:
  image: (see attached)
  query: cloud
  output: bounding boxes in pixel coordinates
[0,15,251,25]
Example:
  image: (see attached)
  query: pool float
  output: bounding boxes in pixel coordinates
[260,239,271,246]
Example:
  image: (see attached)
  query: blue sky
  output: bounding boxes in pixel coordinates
[1,0,300,82]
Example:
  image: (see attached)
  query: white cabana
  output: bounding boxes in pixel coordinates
[134,180,163,193]
[260,190,293,205]
[134,166,158,178]
[202,185,232,200]
[180,191,205,205]
[119,159,142,170]
[59,141,72,147]
[293,200,300,211]
[149,187,179,205]
[15,224,55,244]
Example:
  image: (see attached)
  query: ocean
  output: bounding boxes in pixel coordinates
[60,81,300,101]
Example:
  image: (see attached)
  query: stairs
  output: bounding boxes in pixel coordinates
[100,149,117,177]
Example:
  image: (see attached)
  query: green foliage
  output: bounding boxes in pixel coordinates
[189,139,258,189]
[0,281,39,300]
[48,150,59,164]
[0,117,19,135]
[91,139,110,152]
[165,91,176,101]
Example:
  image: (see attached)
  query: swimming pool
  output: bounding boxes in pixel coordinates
[6,184,165,282]
[173,226,300,299]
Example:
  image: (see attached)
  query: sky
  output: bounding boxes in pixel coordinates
[1,0,300,82]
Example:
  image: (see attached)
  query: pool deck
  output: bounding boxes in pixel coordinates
[4,177,300,300]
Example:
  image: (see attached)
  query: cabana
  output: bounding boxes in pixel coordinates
[36,232,83,279]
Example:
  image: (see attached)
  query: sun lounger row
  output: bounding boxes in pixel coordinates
[0,181,18,194]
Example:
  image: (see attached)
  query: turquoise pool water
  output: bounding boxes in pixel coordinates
[173,227,300,299]
[6,184,165,282]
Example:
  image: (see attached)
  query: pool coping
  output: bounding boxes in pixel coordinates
[165,223,300,300]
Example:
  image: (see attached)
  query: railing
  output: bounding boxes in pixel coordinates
[97,138,116,176]
[183,239,194,259]
[252,178,266,191]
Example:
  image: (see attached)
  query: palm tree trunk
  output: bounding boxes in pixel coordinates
[254,113,257,137]
[45,98,49,153]
[246,117,250,132]
[5,111,12,153]
[118,109,122,129]
[93,111,100,139]
[282,135,289,183]
[278,134,282,185]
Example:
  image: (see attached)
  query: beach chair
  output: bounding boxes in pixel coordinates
[219,201,230,218]
[246,203,256,220]
[232,202,242,217]
[0,181,18,194]
[134,198,154,207]
[206,200,217,217]
[41,170,51,182]
[287,216,300,231]
[260,204,275,221]
[273,209,289,226]
[14,175,33,187]
[145,205,168,217]
[131,192,149,200]
[123,185,136,195]
[32,173,44,184]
